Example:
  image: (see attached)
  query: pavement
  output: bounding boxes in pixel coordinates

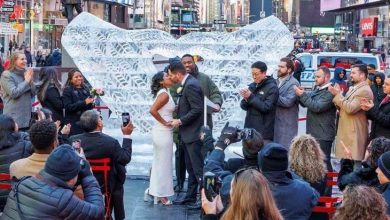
[123,176,200,220]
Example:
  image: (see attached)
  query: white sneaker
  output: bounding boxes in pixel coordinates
[144,188,153,202]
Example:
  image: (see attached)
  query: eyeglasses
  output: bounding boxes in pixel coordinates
[234,166,260,183]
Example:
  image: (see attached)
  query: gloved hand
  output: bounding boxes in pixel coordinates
[200,126,215,153]
[78,159,92,180]
[215,122,240,150]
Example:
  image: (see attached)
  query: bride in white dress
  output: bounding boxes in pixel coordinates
[147,71,175,205]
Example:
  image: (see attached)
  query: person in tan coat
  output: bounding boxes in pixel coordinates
[329,64,374,170]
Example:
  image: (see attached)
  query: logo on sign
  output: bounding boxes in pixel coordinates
[362,23,373,30]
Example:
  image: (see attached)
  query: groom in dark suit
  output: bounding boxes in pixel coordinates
[168,62,204,207]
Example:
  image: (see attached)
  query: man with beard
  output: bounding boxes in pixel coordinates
[294,66,336,172]
[329,64,373,171]
[274,57,300,149]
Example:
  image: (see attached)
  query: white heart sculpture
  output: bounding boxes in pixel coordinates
[62,12,293,135]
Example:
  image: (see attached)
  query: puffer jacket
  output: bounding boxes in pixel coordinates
[0,170,104,220]
[0,132,32,211]
[240,77,279,140]
[337,159,380,191]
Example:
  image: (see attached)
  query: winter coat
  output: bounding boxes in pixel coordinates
[367,95,390,139]
[298,85,336,141]
[241,77,279,140]
[370,72,385,106]
[0,170,104,220]
[274,75,300,149]
[62,85,94,136]
[337,159,380,191]
[45,50,62,66]
[0,69,37,128]
[0,132,32,211]
[35,55,45,67]
[39,84,64,123]
[382,184,390,215]
[330,67,348,92]
[191,66,223,128]
[333,81,373,160]
[24,51,32,66]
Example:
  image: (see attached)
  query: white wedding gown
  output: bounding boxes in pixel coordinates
[149,88,175,197]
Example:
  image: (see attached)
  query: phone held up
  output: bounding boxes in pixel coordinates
[122,112,130,127]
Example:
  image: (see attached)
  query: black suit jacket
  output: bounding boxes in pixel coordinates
[178,75,204,143]
[70,132,132,191]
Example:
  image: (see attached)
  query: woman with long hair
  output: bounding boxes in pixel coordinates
[0,52,36,131]
[333,185,388,220]
[0,115,32,211]
[62,69,94,136]
[202,169,283,220]
[37,67,64,123]
[289,134,327,194]
[145,71,175,205]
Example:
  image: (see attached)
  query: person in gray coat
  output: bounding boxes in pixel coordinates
[274,57,300,149]
[0,52,36,131]
[1,144,104,220]
[294,66,336,172]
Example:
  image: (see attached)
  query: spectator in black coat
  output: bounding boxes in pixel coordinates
[24,47,33,67]
[63,69,94,136]
[371,72,385,106]
[337,137,390,191]
[1,145,105,220]
[35,50,45,67]
[240,61,279,142]
[70,110,133,220]
[45,48,62,66]
[362,75,390,140]
[0,115,32,211]
[37,67,64,123]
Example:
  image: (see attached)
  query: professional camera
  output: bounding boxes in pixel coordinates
[203,172,222,202]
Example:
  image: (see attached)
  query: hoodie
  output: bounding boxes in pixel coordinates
[371,72,386,106]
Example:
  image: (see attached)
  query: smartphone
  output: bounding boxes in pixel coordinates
[72,139,82,153]
[122,112,130,126]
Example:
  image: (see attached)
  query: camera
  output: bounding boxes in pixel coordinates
[236,128,253,142]
[121,112,130,126]
[203,172,222,202]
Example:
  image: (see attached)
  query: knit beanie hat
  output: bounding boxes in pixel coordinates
[242,129,264,159]
[45,144,81,181]
[258,143,288,172]
[378,151,390,181]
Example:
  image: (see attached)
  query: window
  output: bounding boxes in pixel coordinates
[298,55,312,68]
[317,56,378,69]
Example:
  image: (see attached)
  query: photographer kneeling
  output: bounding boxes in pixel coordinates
[202,124,319,220]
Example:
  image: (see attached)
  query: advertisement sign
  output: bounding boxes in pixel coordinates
[360,17,378,36]
[320,0,340,12]
[341,0,382,8]
[0,22,18,34]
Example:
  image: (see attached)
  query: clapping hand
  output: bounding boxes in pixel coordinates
[328,84,341,96]
[294,85,305,97]
[360,98,374,111]
[24,68,33,83]
[61,123,71,135]
[239,88,251,99]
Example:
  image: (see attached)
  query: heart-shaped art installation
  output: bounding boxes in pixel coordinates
[62,12,293,135]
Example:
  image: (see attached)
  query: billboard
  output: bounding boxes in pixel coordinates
[320,0,340,12]
[340,0,382,7]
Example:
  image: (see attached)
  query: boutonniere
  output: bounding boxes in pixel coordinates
[259,91,264,95]
[177,86,183,94]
